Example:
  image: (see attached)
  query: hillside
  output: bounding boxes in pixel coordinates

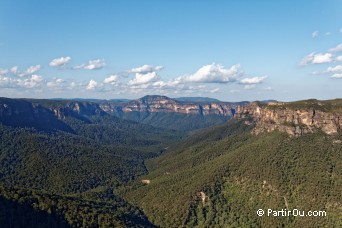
[124,100,342,227]
[0,97,341,227]
[0,97,180,226]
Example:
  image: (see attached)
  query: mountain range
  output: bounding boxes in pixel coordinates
[0,96,341,227]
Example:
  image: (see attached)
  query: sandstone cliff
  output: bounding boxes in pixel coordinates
[235,100,342,136]
[100,95,240,116]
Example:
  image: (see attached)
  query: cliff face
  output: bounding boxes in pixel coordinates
[100,95,237,116]
[0,96,244,132]
[0,98,74,132]
[50,101,105,119]
[236,102,342,136]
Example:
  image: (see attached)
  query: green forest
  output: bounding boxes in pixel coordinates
[0,98,341,227]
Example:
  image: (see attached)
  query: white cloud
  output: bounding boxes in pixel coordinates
[0,75,18,87]
[329,44,342,53]
[240,76,267,85]
[17,75,44,88]
[47,78,65,89]
[8,65,41,77]
[75,59,105,70]
[25,65,41,75]
[103,75,118,84]
[324,32,331,36]
[244,84,256,90]
[331,73,342,78]
[0,68,8,75]
[128,65,163,74]
[182,63,241,83]
[300,52,333,65]
[129,72,158,85]
[31,75,43,82]
[10,66,18,74]
[152,81,167,88]
[49,56,71,67]
[326,65,342,73]
[86,80,98,90]
[336,56,342,62]
[210,88,220,93]
[340,28,342,33]
[312,31,319,38]
[313,65,342,76]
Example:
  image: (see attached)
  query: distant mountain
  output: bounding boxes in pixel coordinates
[260,99,278,103]
[0,95,248,132]
[50,98,131,103]
[100,95,248,131]
[173,97,221,103]
[109,98,131,102]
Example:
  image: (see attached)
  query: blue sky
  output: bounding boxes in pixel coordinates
[0,0,341,101]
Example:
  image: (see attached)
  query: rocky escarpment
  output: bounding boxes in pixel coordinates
[100,95,239,116]
[0,98,74,132]
[49,101,106,119]
[99,95,248,131]
[235,101,342,136]
[0,97,108,132]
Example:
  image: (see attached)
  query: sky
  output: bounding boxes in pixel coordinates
[0,0,342,102]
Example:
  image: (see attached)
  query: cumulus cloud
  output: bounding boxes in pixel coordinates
[17,75,44,88]
[331,73,342,78]
[128,65,163,74]
[49,56,71,67]
[5,65,41,77]
[47,78,65,90]
[0,75,18,88]
[313,65,342,76]
[239,76,267,85]
[103,75,118,84]
[0,68,8,75]
[182,63,241,83]
[86,80,98,90]
[329,44,342,53]
[326,65,342,73]
[243,84,256,90]
[325,32,331,36]
[10,66,18,74]
[129,72,158,85]
[300,53,333,65]
[336,56,342,62]
[312,31,319,38]
[25,65,41,75]
[75,59,105,70]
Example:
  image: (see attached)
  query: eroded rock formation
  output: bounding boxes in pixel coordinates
[100,95,239,116]
[235,102,341,136]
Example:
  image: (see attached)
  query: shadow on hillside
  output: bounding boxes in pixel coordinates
[0,196,70,228]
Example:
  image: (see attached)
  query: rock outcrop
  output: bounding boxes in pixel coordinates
[0,98,74,132]
[100,95,240,117]
[49,101,106,119]
[235,101,342,136]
